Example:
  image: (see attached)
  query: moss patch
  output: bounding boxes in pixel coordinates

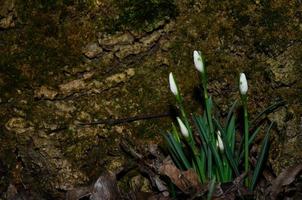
[99,0,178,33]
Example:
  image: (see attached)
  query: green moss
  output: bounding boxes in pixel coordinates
[100,0,178,33]
[20,0,94,11]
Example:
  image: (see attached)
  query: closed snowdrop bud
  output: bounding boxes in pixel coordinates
[193,50,204,73]
[177,117,189,138]
[216,131,224,151]
[239,73,248,95]
[169,72,178,96]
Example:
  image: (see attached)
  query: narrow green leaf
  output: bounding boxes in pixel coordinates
[226,99,238,126]
[213,118,239,176]
[193,114,209,155]
[250,122,273,190]
[171,123,181,142]
[164,132,191,170]
[250,100,285,128]
[222,144,240,176]
[197,155,206,182]
[209,142,224,178]
[249,126,262,145]
[208,146,212,178]
[207,177,216,200]
[164,133,182,167]
[213,117,224,135]
[167,133,191,169]
[226,115,236,152]
[238,126,262,162]
[166,143,183,169]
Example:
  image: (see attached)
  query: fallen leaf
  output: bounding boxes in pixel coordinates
[271,164,302,199]
[66,186,91,200]
[90,172,120,200]
[159,161,200,193]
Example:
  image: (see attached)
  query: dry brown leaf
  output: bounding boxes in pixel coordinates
[90,172,120,200]
[159,162,200,193]
[66,186,91,200]
[271,164,302,199]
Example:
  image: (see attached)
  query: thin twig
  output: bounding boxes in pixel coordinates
[77,112,171,126]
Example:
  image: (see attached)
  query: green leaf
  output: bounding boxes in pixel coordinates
[226,99,238,126]
[250,100,285,128]
[208,147,213,179]
[213,118,239,177]
[193,114,208,155]
[249,126,262,145]
[171,123,181,142]
[226,115,236,152]
[164,133,182,167]
[166,143,183,169]
[250,122,273,190]
[207,177,216,200]
[208,141,224,179]
[238,126,262,163]
[196,154,206,182]
[166,132,191,169]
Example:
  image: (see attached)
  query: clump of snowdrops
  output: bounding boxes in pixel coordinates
[164,50,276,191]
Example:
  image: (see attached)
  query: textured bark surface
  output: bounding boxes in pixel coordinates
[0,0,301,198]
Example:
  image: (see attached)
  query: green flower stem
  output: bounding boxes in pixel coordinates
[242,96,249,186]
[221,153,230,182]
[207,146,212,178]
[175,94,206,181]
[201,74,216,179]
[204,93,214,135]
[176,97,198,153]
[175,95,190,128]
[176,92,207,182]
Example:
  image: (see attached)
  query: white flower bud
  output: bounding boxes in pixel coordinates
[216,131,224,151]
[193,50,204,73]
[169,72,178,96]
[239,73,248,95]
[177,117,189,138]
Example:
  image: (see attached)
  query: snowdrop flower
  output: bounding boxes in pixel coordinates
[193,50,204,73]
[216,131,224,151]
[169,72,178,96]
[177,117,189,138]
[239,73,248,95]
